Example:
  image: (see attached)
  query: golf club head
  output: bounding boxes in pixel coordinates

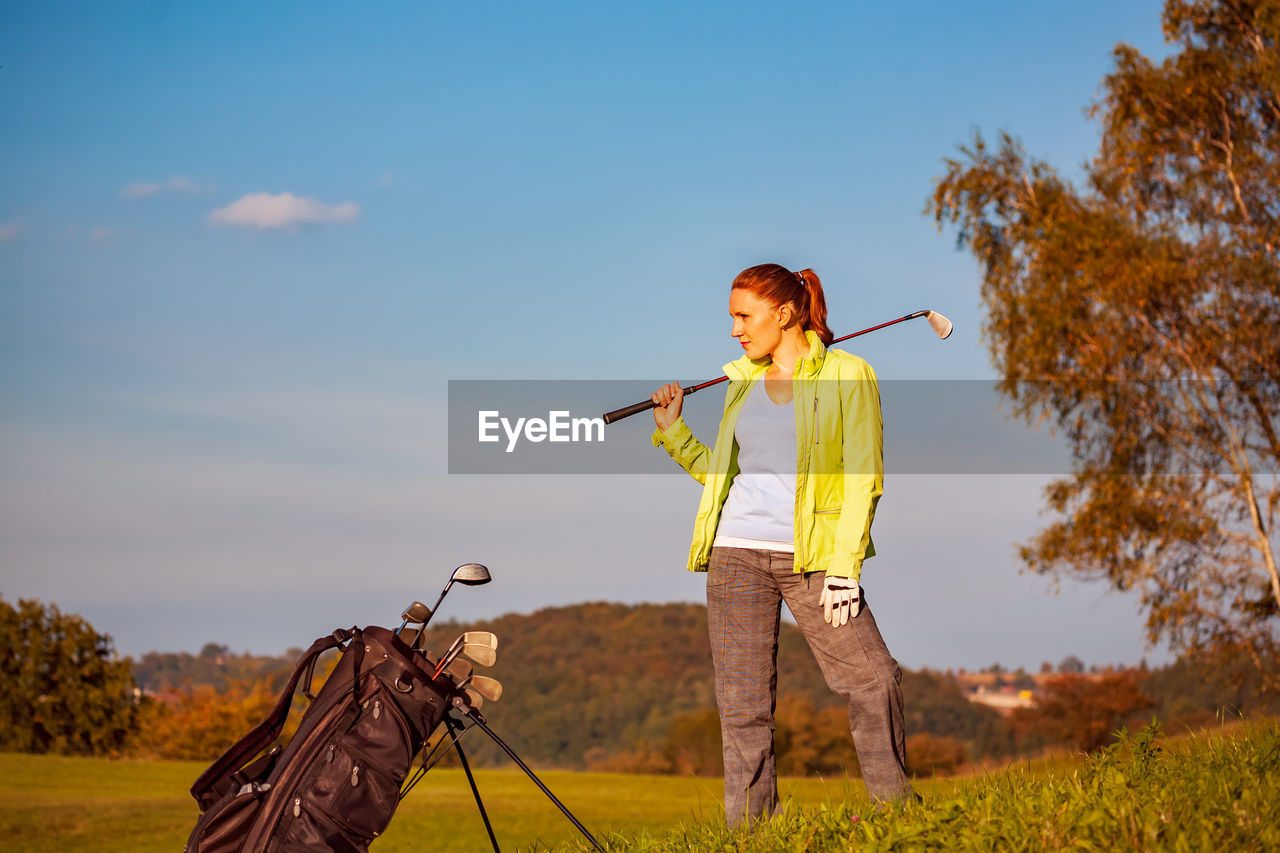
[401,601,432,623]
[466,675,503,703]
[462,644,498,668]
[460,631,498,651]
[451,563,492,586]
[443,659,473,684]
[926,310,953,340]
[432,631,496,677]
[464,688,484,710]
[459,631,498,667]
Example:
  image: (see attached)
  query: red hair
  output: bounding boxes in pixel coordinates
[731,263,834,345]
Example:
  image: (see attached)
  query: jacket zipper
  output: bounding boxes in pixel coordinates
[793,383,812,571]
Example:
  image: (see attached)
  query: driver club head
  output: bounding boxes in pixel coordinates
[424,563,493,629]
[451,563,492,586]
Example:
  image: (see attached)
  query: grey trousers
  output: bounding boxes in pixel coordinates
[706,547,914,825]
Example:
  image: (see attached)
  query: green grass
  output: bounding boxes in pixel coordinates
[0,720,1275,852]
[0,752,874,852]
[557,720,1280,852]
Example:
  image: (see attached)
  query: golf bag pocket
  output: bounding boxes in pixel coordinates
[294,742,403,842]
[349,692,414,771]
[184,779,271,853]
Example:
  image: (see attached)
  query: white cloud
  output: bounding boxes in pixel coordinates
[122,175,202,199]
[0,223,18,242]
[122,181,162,199]
[209,192,360,230]
[90,226,114,243]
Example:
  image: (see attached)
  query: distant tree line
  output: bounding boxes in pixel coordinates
[4,597,1276,776]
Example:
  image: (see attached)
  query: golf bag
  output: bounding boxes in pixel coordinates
[185,625,451,853]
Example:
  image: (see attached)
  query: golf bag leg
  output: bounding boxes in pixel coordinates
[446,715,501,853]
[465,710,605,853]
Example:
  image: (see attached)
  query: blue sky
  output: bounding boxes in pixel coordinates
[1,1,1174,669]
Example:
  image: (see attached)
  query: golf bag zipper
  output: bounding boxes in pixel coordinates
[243,677,365,848]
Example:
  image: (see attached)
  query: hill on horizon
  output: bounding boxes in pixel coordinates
[138,601,1010,768]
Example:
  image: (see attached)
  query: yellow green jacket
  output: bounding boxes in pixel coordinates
[651,330,883,581]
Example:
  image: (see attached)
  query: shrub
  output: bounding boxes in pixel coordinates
[906,732,967,777]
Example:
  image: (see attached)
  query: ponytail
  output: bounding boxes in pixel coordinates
[731,263,835,346]
[794,267,834,346]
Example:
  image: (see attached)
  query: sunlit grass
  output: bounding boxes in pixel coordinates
[0,720,1274,852]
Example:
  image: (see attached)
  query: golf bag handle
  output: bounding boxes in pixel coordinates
[190,628,353,809]
[601,310,937,424]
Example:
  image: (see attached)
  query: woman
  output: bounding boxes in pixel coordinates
[650,263,914,825]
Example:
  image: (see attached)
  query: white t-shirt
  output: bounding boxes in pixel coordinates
[713,379,796,551]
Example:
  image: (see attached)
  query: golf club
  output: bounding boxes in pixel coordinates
[420,563,492,633]
[463,674,503,703]
[601,309,954,423]
[397,601,432,634]
[443,659,473,684]
[432,631,499,679]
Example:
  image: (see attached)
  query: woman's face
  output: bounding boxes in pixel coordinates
[729,288,788,359]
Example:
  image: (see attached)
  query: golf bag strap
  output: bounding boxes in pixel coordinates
[189,627,356,806]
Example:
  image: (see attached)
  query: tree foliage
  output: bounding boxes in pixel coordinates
[0,596,137,755]
[905,733,968,778]
[1010,672,1156,753]
[412,602,1004,769]
[132,679,279,761]
[928,0,1280,677]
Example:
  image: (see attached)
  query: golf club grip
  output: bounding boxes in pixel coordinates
[602,398,657,424]
[603,381,716,424]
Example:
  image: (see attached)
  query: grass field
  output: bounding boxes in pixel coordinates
[1,721,1275,852]
[0,753,884,852]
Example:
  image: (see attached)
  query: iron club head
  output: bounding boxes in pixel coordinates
[433,631,499,678]
[925,310,953,340]
[465,675,503,703]
[443,659,473,684]
[462,643,497,668]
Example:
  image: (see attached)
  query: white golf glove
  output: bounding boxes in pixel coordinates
[819,576,860,627]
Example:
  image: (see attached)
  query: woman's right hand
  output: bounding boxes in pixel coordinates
[651,382,684,432]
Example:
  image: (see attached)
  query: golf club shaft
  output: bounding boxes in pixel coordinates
[602,309,938,424]
[465,711,606,852]
[432,643,466,679]
[419,582,454,636]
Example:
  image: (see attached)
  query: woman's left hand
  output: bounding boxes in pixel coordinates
[819,576,861,627]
